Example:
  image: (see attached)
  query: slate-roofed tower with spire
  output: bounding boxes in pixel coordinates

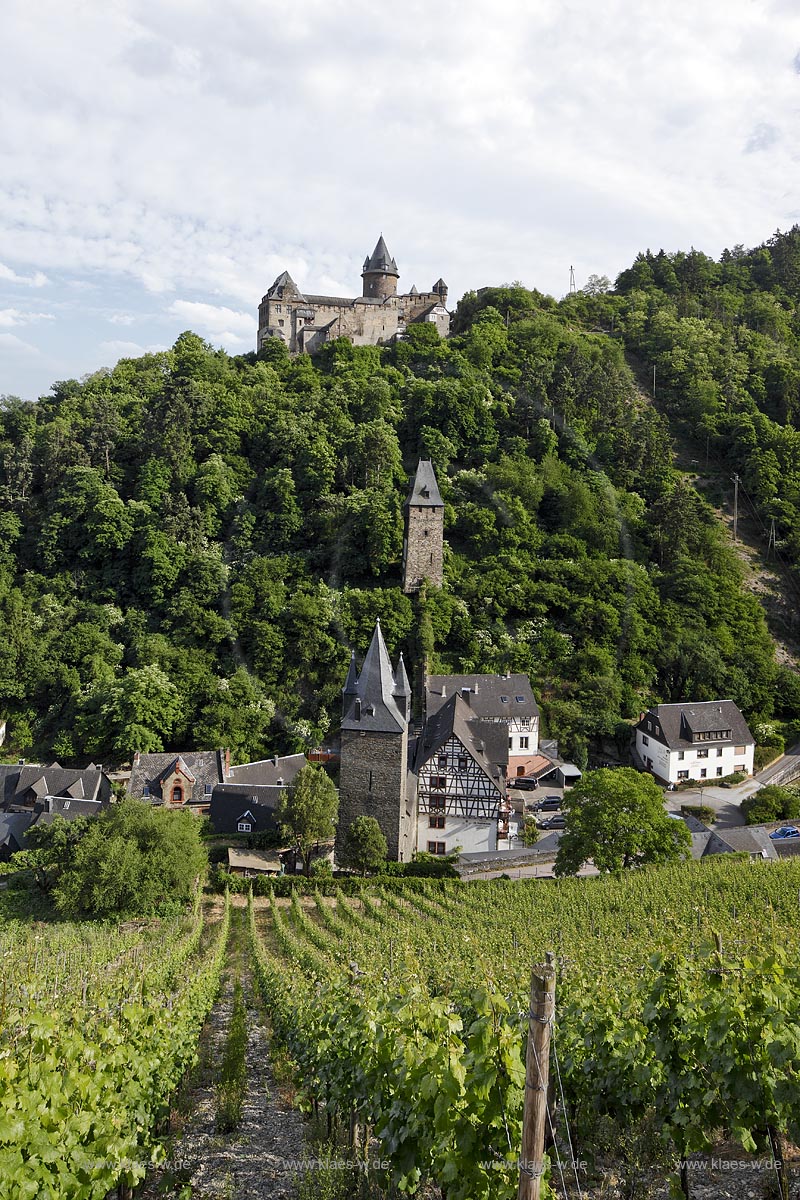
[336,621,416,863]
[361,234,400,300]
[402,458,445,593]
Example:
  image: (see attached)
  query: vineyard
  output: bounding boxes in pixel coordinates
[0,893,230,1199]
[250,859,800,1199]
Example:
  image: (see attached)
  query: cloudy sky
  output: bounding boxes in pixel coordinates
[2,0,799,400]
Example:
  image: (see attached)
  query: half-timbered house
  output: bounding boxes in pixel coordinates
[414,693,508,855]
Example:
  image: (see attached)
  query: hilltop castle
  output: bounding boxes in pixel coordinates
[257,236,450,354]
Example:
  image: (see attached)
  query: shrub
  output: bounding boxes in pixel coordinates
[679,804,715,824]
[741,785,800,826]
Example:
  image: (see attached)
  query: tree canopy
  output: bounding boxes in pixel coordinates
[52,799,207,917]
[276,765,339,876]
[555,768,691,875]
[339,815,388,875]
[2,227,799,769]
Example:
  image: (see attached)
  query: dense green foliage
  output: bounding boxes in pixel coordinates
[741,783,800,825]
[51,799,207,917]
[555,767,691,874]
[1,895,229,1197]
[250,859,800,1198]
[276,764,339,876]
[3,228,800,765]
[338,813,388,875]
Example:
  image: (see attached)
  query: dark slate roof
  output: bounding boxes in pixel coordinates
[227,755,307,787]
[209,790,279,835]
[341,621,408,734]
[129,750,226,802]
[0,765,20,806]
[426,674,539,722]
[393,654,411,703]
[303,294,357,307]
[362,235,399,277]
[0,811,36,850]
[12,763,108,805]
[36,796,104,821]
[415,694,506,791]
[406,459,444,509]
[704,826,778,859]
[265,271,306,302]
[637,701,753,750]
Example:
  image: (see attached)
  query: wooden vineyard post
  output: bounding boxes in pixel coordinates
[518,958,556,1200]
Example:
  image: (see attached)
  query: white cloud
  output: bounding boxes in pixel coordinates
[3,0,800,396]
[0,332,40,355]
[0,309,54,327]
[167,300,255,346]
[0,262,48,287]
[97,339,168,358]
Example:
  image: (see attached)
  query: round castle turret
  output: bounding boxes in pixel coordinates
[362,234,399,300]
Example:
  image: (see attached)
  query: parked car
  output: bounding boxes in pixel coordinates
[530,797,561,813]
[510,777,538,790]
[537,815,566,830]
[769,826,800,840]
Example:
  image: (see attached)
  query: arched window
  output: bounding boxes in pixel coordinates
[172,784,183,804]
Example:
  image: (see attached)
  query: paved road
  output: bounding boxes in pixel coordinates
[755,741,800,788]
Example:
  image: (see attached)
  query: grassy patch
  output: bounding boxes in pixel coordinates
[215,977,247,1132]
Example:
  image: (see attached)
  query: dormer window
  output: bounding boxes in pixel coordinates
[500,696,509,704]
[515,695,526,703]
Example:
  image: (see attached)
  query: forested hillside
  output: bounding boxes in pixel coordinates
[3,228,800,766]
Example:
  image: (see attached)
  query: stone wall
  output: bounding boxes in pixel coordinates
[258,289,450,354]
[336,727,414,862]
[403,504,444,591]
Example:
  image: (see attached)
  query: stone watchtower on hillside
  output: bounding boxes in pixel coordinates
[402,459,445,593]
[335,621,415,863]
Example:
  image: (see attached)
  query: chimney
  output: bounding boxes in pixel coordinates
[225,749,231,776]
[273,754,279,767]
[355,698,362,721]
[441,684,446,698]
[133,752,140,766]
[461,687,471,705]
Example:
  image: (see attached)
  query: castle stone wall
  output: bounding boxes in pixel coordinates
[336,727,414,862]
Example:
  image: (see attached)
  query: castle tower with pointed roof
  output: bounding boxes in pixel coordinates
[336,621,416,863]
[402,459,445,592]
[361,234,399,300]
[257,236,449,354]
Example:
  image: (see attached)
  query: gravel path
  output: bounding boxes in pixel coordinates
[143,932,307,1199]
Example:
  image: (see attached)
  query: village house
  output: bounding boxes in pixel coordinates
[634,700,755,785]
[209,753,307,837]
[129,750,229,813]
[425,673,539,778]
[414,692,510,855]
[0,761,112,812]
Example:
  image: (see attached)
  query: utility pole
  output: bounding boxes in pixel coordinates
[652,364,656,398]
[732,473,740,543]
[768,516,777,560]
[568,266,576,296]
[518,958,556,1200]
